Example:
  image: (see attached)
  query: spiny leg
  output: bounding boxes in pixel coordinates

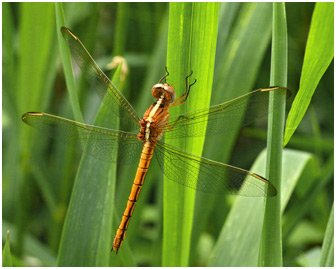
[158,67,170,83]
[171,71,197,107]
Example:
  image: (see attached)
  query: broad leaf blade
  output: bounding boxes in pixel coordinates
[208,149,316,266]
[56,64,123,267]
[191,2,274,264]
[2,231,13,267]
[320,203,334,267]
[163,3,219,266]
[284,2,334,146]
[259,3,287,267]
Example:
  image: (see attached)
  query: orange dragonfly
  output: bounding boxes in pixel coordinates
[22,27,287,253]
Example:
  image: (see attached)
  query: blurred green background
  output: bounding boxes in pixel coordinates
[2,2,333,267]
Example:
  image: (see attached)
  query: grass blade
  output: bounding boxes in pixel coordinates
[2,231,13,267]
[283,153,333,241]
[3,2,17,120]
[55,3,84,123]
[191,4,274,263]
[284,3,334,146]
[208,149,315,266]
[320,203,334,267]
[258,3,287,267]
[16,3,56,255]
[163,3,219,266]
[2,220,57,266]
[56,63,122,267]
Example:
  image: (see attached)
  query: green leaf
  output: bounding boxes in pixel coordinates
[258,3,287,267]
[283,153,333,241]
[191,3,274,263]
[2,2,17,120]
[56,56,122,267]
[17,3,56,114]
[2,231,13,267]
[208,148,315,266]
[163,3,219,266]
[2,220,57,266]
[55,3,84,123]
[320,203,334,267]
[284,2,334,146]
[16,2,56,256]
[297,247,322,267]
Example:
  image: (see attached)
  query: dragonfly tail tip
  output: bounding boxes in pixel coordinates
[111,247,119,254]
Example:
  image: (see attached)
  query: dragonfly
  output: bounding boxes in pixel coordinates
[22,27,287,253]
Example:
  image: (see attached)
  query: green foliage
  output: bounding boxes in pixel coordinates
[320,203,334,267]
[56,65,122,266]
[163,3,219,266]
[2,231,13,267]
[55,3,84,122]
[259,3,287,266]
[208,149,316,266]
[284,3,334,145]
[2,2,333,266]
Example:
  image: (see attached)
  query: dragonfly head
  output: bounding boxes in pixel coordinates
[152,83,176,103]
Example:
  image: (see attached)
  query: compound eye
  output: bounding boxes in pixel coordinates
[163,84,176,102]
[152,84,164,98]
[151,83,176,102]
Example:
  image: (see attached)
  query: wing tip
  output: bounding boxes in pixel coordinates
[61,26,78,40]
[267,183,277,197]
[21,112,44,122]
[260,86,292,99]
[252,173,277,197]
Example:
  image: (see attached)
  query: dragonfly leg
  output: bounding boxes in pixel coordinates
[166,121,173,131]
[171,71,196,107]
[158,67,170,83]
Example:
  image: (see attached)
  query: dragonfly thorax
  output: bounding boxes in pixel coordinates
[138,90,171,144]
[152,83,176,103]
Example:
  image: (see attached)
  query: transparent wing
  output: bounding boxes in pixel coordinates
[155,141,276,196]
[160,87,287,139]
[61,27,141,128]
[22,112,143,164]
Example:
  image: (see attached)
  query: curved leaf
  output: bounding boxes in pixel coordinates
[208,148,316,266]
[284,3,334,145]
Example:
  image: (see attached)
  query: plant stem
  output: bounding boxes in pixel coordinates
[258,3,287,267]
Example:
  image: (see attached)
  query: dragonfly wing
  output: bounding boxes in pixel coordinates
[61,27,140,128]
[22,112,143,164]
[161,87,288,139]
[155,141,276,197]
